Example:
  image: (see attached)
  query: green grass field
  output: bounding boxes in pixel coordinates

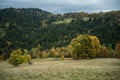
[0,58,120,80]
[53,18,72,24]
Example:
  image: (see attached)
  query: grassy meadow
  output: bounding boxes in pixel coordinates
[0,58,120,80]
[53,18,72,24]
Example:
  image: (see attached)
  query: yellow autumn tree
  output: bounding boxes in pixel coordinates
[68,34,100,59]
[9,49,31,66]
[9,49,24,66]
[50,48,58,57]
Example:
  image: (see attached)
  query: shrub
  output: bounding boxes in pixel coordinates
[68,34,100,59]
[30,45,41,58]
[55,47,61,54]
[107,43,115,57]
[60,47,71,57]
[30,48,41,58]
[0,55,3,61]
[41,50,48,58]
[9,49,31,66]
[98,44,115,58]
[71,53,78,60]
[52,47,70,58]
[50,48,58,57]
[98,46,109,58]
[115,42,120,58]
[9,49,24,66]
[23,54,31,63]
[23,49,31,63]
[61,55,65,60]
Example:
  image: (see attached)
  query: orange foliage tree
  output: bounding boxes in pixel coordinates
[115,42,120,58]
[50,48,58,57]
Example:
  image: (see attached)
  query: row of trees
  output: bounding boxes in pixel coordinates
[0,34,119,66]
[5,34,120,66]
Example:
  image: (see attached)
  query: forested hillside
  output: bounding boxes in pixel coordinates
[0,8,120,59]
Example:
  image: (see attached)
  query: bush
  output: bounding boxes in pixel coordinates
[23,49,31,63]
[50,47,70,58]
[9,49,31,66]
[61,55,65,60]
[0,55,3,61]
[23,54,31,63]
[41,50,48,58]
[30,48,41,58]
[115,42,120,58]
[107,43,115,57]
[60,47,71,57]
[30,45,41,58]
[98,46,109,58]
[50,48,58,57]
[68,34,100,59]
[97,44,115,58]
[71,53,78,60]
[9,49,24,66]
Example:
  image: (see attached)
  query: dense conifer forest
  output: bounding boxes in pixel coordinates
[0,8,120,59]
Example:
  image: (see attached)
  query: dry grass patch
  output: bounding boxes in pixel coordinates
[0,58,120,80]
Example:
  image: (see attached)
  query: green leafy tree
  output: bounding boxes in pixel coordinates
[68,34,100,59]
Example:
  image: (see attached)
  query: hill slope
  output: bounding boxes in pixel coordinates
[0,8,120,58]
